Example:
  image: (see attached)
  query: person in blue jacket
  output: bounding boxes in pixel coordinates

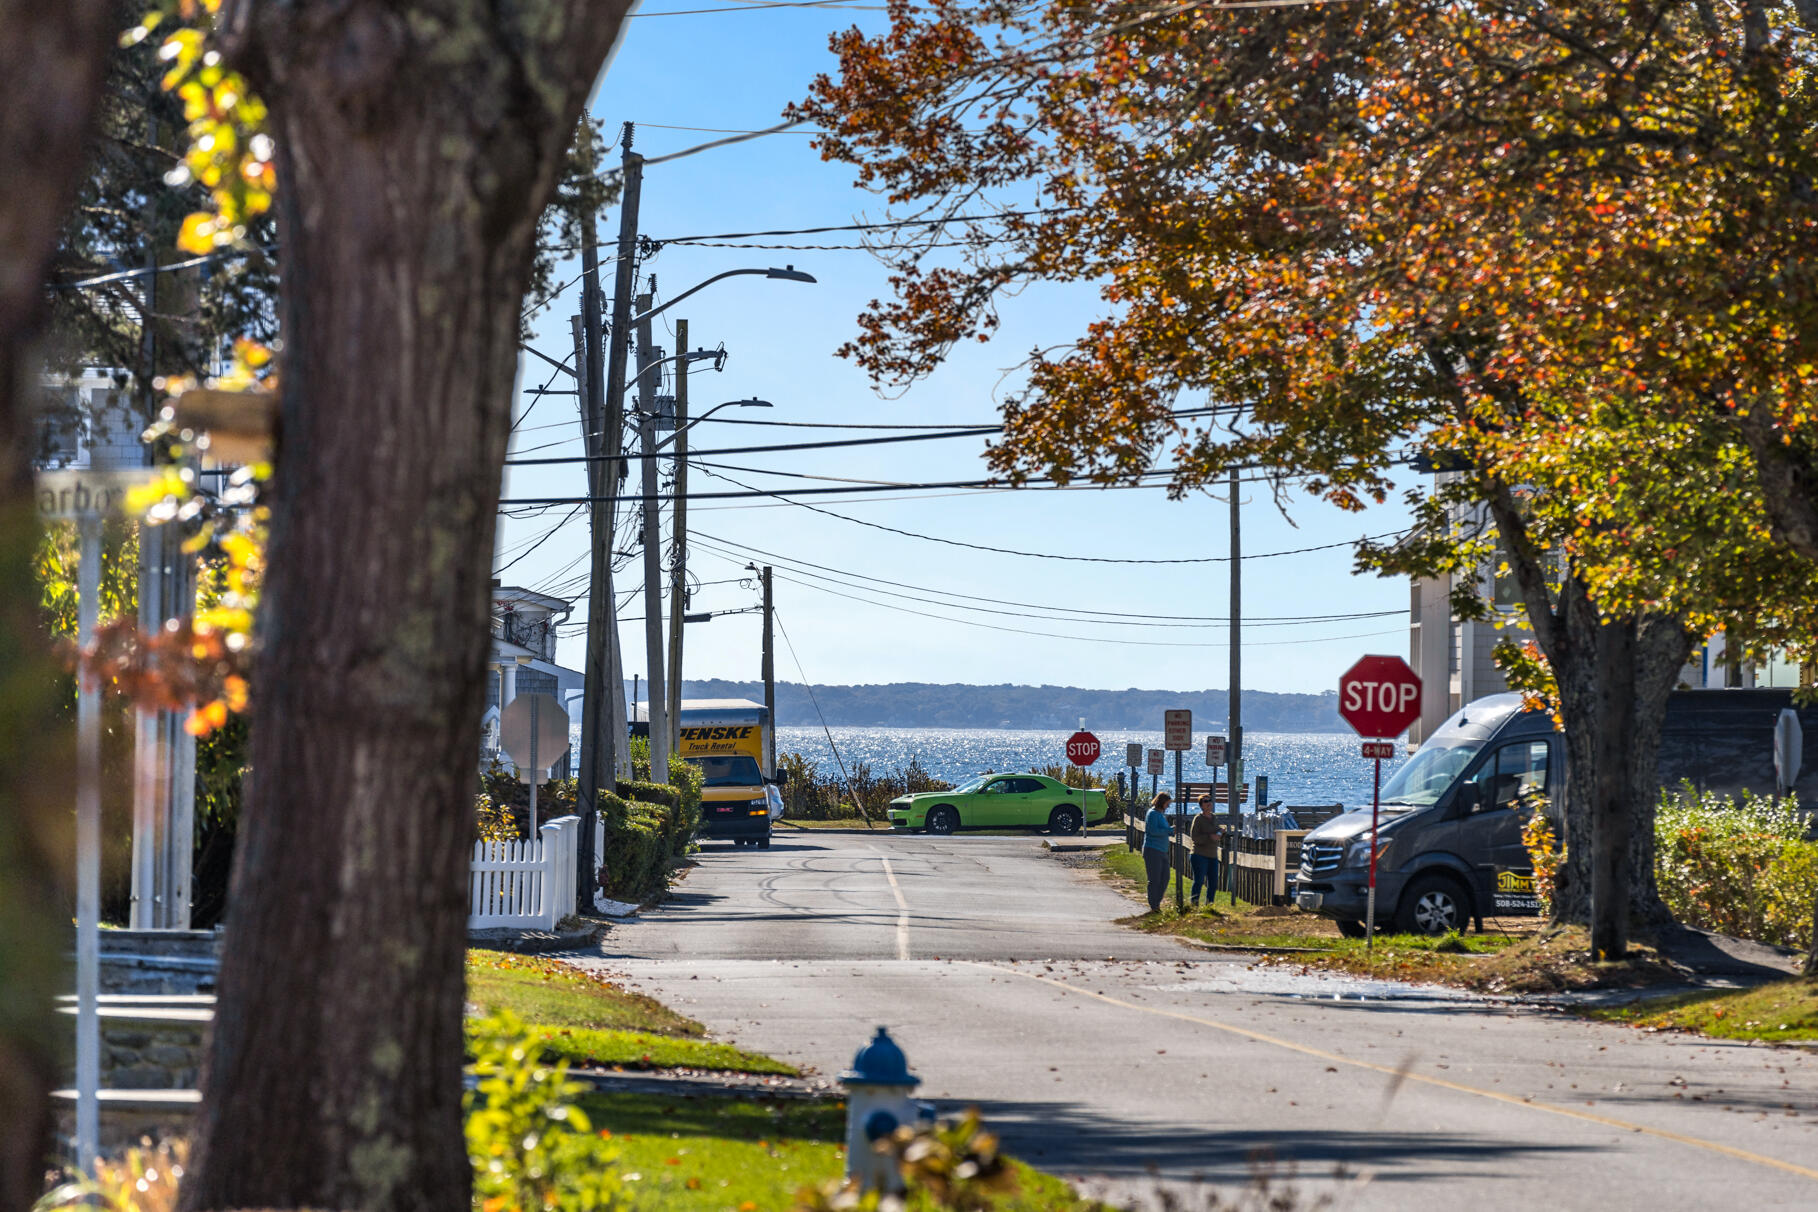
[1143,792,1173,913]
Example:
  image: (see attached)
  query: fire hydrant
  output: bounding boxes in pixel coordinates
[840,1026,932,1193]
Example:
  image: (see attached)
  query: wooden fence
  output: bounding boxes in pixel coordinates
[468,815,579,930]
[1125,808,1340,906]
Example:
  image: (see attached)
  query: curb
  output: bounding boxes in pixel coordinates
[569,1068,837,1100]
[468,923,607,955]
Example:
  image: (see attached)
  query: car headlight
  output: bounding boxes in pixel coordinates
[1346,836,1391,869]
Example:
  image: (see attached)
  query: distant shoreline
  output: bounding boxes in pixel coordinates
[649,678,1351,734]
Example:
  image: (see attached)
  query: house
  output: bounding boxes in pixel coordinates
[482,584,584,776]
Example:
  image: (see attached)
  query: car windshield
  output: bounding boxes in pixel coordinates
[1376,738,1484,806]
[952,775,991,794]
[686,755,764,788]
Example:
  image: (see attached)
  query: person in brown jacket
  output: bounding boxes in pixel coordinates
[1188,793,1222,906]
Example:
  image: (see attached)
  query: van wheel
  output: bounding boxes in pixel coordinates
[1335,919,1369,939]
[1048,806,1083,835]
[1396,874,1470,936]
[926,806,959,835]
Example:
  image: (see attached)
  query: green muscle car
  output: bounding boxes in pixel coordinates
[888,773,1109,835]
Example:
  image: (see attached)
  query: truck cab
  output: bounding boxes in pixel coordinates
[672,699,785,850]
[1294,693,1552,935]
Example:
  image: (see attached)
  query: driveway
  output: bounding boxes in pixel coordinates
[568,832,1818,1210]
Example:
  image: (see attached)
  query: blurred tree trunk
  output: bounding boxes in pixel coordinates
[0,1,115,1206]
[180,3,630,1209]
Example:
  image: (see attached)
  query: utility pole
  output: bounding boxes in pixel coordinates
[1228,465,1242,816]
[578,121,639,907]
[760,565,775,777]
[636,284,670,781]
[665,318,689,739]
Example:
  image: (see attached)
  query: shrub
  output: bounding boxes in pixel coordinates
[778,751,953,820]
[1656,784,1818,952]
[466,1009,628,1211]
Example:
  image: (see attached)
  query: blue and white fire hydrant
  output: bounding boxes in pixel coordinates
[840,1026,933,1193]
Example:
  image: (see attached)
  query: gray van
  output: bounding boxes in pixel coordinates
[1293,692,1553,936]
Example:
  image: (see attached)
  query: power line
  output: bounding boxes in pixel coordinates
[683,464,1396,563]
[503,425,1001,465]
[692,531,1400,625]
[493,504,584,575]
[498,466,1198,505]
[650,207,1077,247]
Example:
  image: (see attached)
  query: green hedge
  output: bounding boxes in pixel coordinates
[1657,785,1818,953]
[596,758,704,904]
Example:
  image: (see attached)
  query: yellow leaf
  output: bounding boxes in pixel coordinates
[177,212,218,254]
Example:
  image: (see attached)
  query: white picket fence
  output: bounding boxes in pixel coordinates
[468,815,579,930]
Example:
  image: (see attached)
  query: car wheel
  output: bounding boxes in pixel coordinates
[1048,805,1083,835]
[926,806,959,835]
[758,836,771,850]
[1396,873,1469,936]
[1335,919,1369,939]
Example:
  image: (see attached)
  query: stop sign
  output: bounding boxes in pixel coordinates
[1066,730,1101,767]
[1338,655,1422,739]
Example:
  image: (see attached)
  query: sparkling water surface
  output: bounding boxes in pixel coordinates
[774,726,1406,810]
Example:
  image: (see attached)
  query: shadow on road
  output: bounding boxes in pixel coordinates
[950,1096,1590,1184]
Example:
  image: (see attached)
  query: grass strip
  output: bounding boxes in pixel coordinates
[465,951,797,1075]
[1587,977,1818,1043]
[578,1092,1100,1211]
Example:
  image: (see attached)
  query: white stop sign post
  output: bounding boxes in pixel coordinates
[500,692,571,825]
[1337,655,1422,950]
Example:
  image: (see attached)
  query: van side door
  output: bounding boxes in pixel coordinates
[1458,739,1551,915]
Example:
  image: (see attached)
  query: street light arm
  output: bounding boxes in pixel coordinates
[626,347,722,396]
[652,398,771,450]
[631,266,816,324]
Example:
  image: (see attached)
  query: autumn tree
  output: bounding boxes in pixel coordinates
[125,2,637,1208]
[795,0,1818,959]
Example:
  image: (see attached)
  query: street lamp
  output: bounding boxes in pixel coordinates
[650,397,770,452]
[633,266,816,325]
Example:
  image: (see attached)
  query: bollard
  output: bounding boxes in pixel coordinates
[840,1026,930,1193]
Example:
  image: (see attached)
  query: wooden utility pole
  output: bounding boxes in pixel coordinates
[760,565,775,776]
[665,318,689,739]
[635,285,670,780]
[578,121,638,902]
[1228,465,1242,816]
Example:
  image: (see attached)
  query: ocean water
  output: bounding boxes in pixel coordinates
[774,725,1406,810]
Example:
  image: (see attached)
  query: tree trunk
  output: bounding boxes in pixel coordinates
[0,2,115,1206]
[182,4,629,1209]
[1546,607,1690,959]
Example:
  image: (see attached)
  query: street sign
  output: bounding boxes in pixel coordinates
[1146,748,1164,776]
[1066,730,1101,767]
[1205,734,1227,766]
[1361,741,1396,760]
[36,469,160,519]
[1163,708,1192,751]
[500,692,570,784]
[1337,654,1422,739]
[1125,742,1143,767]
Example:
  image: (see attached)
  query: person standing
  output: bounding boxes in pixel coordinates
[1189,793,1221,907]
[1142,792,1173,913]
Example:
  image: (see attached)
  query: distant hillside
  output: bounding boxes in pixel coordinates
[632,679,1348,733]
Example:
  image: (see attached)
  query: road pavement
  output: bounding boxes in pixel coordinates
[568,830,1818,1210]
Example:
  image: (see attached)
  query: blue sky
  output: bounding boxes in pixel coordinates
[495,1,1414,697]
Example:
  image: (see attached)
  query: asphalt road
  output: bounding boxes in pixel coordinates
[570,831,1818,1210]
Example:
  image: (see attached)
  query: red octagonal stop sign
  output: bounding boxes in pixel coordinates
[1338,655,1422,739]
[1066,730,1101,767]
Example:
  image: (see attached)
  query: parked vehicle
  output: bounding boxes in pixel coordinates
[1293,693,1553,936]
[673,699,785,849]
[888,772,1109,835]
[1293,687,1818,935]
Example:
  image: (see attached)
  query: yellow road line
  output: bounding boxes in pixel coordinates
[875,852,911,961]
[996,965,1818,1183]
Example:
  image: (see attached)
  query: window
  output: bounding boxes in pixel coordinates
[1379,738,1484,807]
[1009,778,1044,794]
[686,754,764,788]
[981,780,1014,795]
[1468,741,1550,811]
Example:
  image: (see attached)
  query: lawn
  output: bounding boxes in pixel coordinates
[465,951,796,1075]
[1093,848,1701,993]
[1588,977,1818,1043]
[576,1092,1101,1211]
